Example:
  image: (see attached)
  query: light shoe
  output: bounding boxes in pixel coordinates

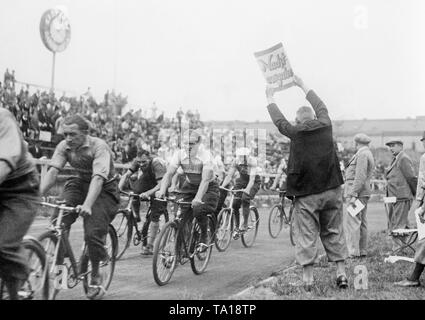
[394,279,420,287]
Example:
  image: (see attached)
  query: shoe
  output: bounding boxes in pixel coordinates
[141,246,153,256]
[336,275,348,289]
[394,279,420,287]
[86,274,106,300]
[233,228,240,240]
[303,282,314,292]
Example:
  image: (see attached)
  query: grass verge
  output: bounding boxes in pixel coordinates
[233,231,425,300]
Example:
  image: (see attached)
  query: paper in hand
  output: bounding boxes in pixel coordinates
[254,43,295,92]
[414,207,425,241]
[347,199,365,217]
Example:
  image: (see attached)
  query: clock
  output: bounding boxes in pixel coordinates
[40,8,71,53]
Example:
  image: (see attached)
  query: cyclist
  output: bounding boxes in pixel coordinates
[270,157,288,191]
[118,149,168,255]
[0,108,40,300]
[217,147,261,235]
[40,114,119,299]
[156,129,219,249]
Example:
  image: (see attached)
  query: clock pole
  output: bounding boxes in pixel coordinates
[51,51,56,93]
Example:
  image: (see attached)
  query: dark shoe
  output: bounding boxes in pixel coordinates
[336,275,348,289]
[303,282,314,292]
[141,246,153,256]
[394,279,420,287]
[86,274,106,300]
[233,228,241,240]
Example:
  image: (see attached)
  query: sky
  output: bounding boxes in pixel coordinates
[0,0,424,122]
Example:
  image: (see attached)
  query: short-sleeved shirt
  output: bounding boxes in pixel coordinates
[0,108,36,181]
[49,135,115,182]
[127,157,167,193]
[169,144,215,186]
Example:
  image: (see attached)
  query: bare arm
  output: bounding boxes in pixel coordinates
[40,167,60,196]
[194,167,215,202]
[82,175,104,209]
[221,166,236,187]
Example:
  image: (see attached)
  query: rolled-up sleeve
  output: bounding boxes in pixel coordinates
[92,143,111,180]
[152,158,166,180]
[0,116,22,170]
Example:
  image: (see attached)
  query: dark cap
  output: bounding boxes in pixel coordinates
[385,140,403,147]
[421,131,425,141]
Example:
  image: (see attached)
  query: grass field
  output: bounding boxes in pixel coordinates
[234,231,425,300]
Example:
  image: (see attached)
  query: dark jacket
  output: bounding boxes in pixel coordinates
[267,90,343,197]
[385,151,417,200]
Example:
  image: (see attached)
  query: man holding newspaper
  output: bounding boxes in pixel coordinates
[343,133,375,259]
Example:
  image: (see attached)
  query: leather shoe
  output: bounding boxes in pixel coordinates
[336,275,348,289]
[394,279,420,287]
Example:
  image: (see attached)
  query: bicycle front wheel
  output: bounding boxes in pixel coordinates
[190,216,214,275]
[111,210,132,260]
[152,221,178,286]
[241,207,260,248]
[268,204,284,239]
[214,208,233,252]
[81,224,117,300]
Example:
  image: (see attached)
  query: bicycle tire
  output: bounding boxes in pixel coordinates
[268,204,284,239]
[152,221,178,286]
[111,209,132,260]
[81,224,117,300]
[214,208,233,252]
[241,207,259,248]
[0,237,49,300]
[37,230,61,300]
[190,215,214,275]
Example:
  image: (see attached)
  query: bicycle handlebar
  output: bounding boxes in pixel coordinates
[154,197,202,205]
[39,201,77,212]
[120,190,150,201]
[219,187,245,193]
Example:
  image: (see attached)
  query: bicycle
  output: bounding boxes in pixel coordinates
[214,187,260,252]
[0,236,49,300]
[112,190,169,260]
[37,201,118,300]
[268,189,295,245]
[152,197,215,286]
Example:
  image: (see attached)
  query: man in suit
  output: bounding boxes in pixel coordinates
[266,75,348,291]
[395,131,425,286]
[344,133,375,258]
[384,140,417,251]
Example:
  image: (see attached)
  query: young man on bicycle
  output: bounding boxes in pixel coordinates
[0,108,40,300]
[270,157,288,191]
[217,147,261,235]
[156,129,219,248]
[40,114,119,299]
[118,149,168,255]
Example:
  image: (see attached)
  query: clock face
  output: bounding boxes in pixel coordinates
[40,8,71,53]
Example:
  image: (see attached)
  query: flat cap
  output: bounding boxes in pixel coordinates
[354,133,371,144]
[385,140,403,146]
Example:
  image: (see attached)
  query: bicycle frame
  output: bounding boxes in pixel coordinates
[41,203,90,288]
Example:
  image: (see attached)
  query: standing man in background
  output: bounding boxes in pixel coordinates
[265,75,348,291]
[384,140,417,252]
[344,133,375,258]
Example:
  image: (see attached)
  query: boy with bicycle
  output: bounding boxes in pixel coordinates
[156,129,219,249]
[118,149,168,255]
[40,114,119,299]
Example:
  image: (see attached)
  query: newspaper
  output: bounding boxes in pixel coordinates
[347,199,365,217]
[254,43,295,92]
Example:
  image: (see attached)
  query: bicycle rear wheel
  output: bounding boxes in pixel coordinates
[190,216,214,275]
[268,204,284,238]
[111,210,132,260]
[152,221,178,286]
[214,208,233,252]
[81,224,117,300]
[38,231,60,300]
[241,207,260,248]
[0,237,49,300]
